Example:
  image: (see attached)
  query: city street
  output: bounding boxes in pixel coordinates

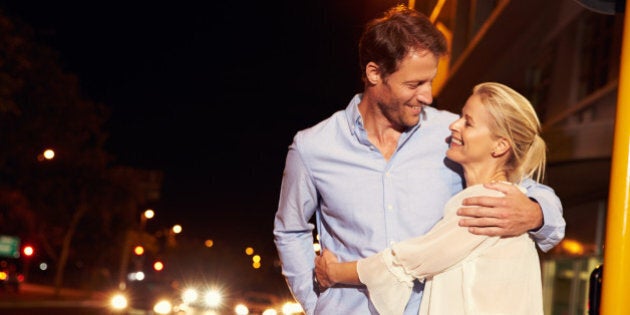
[0,283,109,315]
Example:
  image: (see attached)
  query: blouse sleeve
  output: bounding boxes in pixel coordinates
[356,186,504,314]
[357,250,414,315]
[391,186,502,279]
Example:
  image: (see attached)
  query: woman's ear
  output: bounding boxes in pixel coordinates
[491,138,510,158]
[365,62,381,85]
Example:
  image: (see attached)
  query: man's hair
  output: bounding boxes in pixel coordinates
[358,5,448,83]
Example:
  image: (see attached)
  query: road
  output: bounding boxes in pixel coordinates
[0,282,111,315]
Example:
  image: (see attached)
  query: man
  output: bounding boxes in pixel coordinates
[273,5,565,315]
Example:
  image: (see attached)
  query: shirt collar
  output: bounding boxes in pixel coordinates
[345,93,423,137]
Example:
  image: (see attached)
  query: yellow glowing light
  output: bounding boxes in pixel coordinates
[245,247,254,255]
[153,261,164,271]
[172,224,182,234]
[144,209,155,219]
[205,239,214,248]
[561,239,584,255]
[43,149,55,160]
[313,243,321,253]
[252,255,261,263]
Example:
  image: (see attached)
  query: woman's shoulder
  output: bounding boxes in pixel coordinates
[459,182,525,198]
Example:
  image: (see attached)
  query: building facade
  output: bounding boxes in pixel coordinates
[415,0,624,313]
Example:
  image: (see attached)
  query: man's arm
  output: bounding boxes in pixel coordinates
[273,144,319,314]
[457,180,565,252]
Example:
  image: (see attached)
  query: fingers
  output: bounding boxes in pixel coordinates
[462,182,519,207]
[313,249,338,289]
[458,215,504,229]
[457,205,504,218]
[465,226,503,237]
[461,195,505,208]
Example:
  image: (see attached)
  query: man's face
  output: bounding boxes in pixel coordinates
[375,50,439,130]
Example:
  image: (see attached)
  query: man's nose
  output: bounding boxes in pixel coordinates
[417,86,433,106]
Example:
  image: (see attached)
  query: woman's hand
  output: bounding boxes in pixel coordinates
[314,249,340,289]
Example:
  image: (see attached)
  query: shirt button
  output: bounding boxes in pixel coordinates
[387,205,393,210]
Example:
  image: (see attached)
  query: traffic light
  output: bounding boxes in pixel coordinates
[23,245,34,257]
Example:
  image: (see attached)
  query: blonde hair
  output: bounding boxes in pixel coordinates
[472,82,547,183]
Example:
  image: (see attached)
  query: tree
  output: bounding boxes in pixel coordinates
[0,10,159,294]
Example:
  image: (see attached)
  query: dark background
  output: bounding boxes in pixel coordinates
[0,0,402,259]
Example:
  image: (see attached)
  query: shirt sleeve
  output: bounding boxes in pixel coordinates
[273,141,319,314]
[521,178,566,252]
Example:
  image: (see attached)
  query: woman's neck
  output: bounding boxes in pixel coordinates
[463,167,508,186]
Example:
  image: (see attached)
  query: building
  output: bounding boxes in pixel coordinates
[415,0,624,313]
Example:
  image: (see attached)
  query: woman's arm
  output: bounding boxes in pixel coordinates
[314,249,360,288]
[315,187,498,287]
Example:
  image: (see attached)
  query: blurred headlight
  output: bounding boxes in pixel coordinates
[262,308,278,315]
[204,289,223,308]
[110,293,128,310]
[234,303,249,315]
[282,301,304,314]
[153,299,173,314]
[182,288,199,304]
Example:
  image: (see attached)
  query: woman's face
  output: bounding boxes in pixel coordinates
[446,93,498,168]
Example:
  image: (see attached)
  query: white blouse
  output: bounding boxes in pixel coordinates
[357,184,543,315]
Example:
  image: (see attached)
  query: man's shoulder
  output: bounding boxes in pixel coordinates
[294,110,347,142]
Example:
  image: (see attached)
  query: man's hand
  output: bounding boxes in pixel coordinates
[314,249,339,289]
[457,182,543,237]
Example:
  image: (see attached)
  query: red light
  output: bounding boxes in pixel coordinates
[23,245,34,257]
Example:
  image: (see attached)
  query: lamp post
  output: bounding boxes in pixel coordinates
[140,209,154,231]
[37,148,55,162]
[166,224,182,248]
[118,208,156,289]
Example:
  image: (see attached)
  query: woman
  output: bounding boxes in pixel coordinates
[314,82,547,314]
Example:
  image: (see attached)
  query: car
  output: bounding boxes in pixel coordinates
[232,291,303,315]
[177,283,227,313]
[0,258,22,293]
[109,275,180,315]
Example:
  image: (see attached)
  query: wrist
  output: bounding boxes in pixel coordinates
[528,197,544,232]
[329,262,340,285]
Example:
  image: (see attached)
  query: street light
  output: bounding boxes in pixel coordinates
[119,209,156,288]
[140,209,155,231]
[37,148,55,162]
[144,209,155,219]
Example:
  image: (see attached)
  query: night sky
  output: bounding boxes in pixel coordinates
[0,1,403,254]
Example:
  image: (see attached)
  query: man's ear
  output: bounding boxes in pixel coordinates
[365,62,381,85]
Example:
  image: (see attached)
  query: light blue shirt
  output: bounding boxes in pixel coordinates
[273,94,565,315]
